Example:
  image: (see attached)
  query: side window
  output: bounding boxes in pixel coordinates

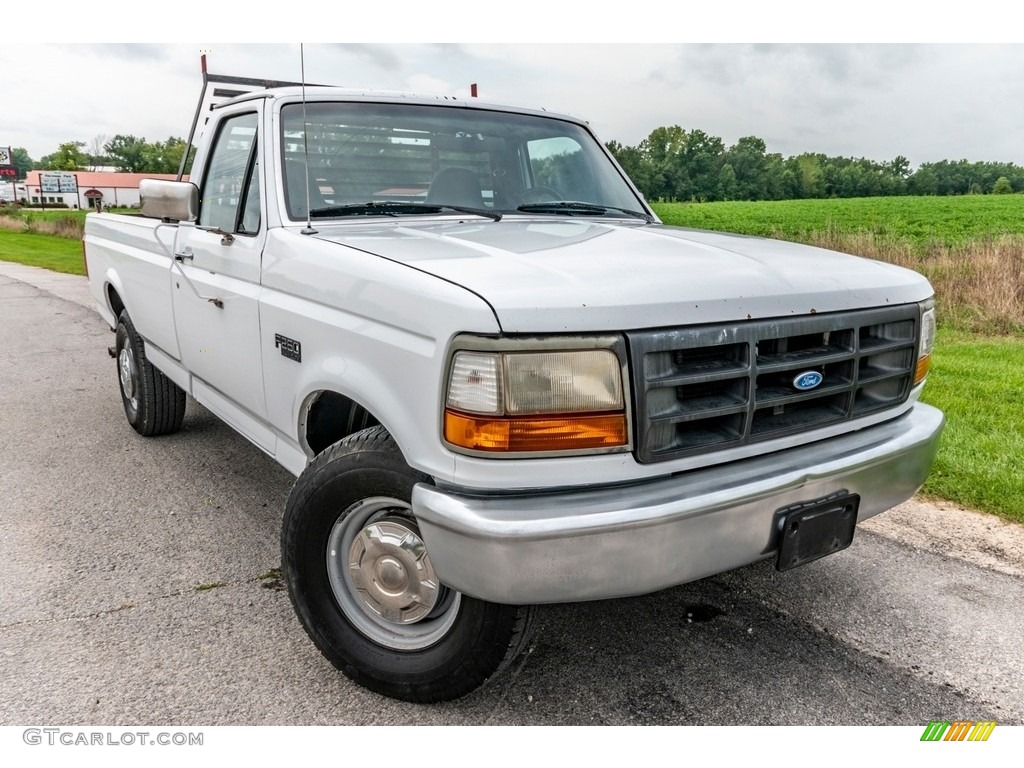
[200,112,259,234]
[526,136,593,200]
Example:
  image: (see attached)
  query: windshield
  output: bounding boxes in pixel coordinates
[280,101,646,220]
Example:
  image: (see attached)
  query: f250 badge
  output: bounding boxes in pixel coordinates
[793,371,823,391]
[275,334,302,363]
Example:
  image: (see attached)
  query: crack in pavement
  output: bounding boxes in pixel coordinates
[0,569,287,631]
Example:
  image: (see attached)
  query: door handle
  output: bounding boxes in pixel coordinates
[151,227,223,310]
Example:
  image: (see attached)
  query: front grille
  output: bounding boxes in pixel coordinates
[627,305,919,463]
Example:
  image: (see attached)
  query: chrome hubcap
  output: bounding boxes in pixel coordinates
[347,518,440,624]
[327,497,460,651]
[118,346,138,411]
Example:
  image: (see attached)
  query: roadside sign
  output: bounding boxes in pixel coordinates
[0,147,11,165]
[40,171,78,193]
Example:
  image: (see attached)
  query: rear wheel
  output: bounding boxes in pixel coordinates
[282,426,535,702]
[114,310,186,436]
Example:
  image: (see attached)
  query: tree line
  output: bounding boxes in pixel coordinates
[9,126,1024,200]
[9,135,195,176]
[606,126,1024,201]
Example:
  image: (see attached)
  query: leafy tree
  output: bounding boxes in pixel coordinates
[149,136,194,175]
[606,140,650,194]
[724,136,768,200]
[40,141,88,171]
[104,135,148,172]
[677,129,725,201]
[717,163,737,200]
[907,164,939,195]
[642,125,687,167]
[605,123,1024,202]
[11,148,34,179]
[762,152,788,200]
[637,125,688,200]
[104,134,194,174]
[888,155,911,179]
[788,154,826,198]
[992,176,1013,194]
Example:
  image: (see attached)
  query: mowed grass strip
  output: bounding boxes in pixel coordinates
[919,332,1024,523]
[0,230,85,275]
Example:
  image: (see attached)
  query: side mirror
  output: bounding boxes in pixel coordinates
[140,179,199,222]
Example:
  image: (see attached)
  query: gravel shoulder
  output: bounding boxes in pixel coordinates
[862,499,1024,579]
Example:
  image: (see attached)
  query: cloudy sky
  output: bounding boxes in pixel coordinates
[3,17,1020,170]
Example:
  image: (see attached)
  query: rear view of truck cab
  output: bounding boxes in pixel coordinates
[84,66,943,703]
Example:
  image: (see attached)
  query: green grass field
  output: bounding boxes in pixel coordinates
[652,195,1024,249]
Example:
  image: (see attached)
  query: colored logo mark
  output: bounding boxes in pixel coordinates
[793,370,824,391]
[920,720,996,742]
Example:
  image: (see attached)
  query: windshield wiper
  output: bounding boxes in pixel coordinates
[516,201,653,223]
[309,201,501,221]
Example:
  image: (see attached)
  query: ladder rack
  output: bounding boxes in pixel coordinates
[177,54,331,180]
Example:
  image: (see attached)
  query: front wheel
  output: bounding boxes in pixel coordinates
[114,310,186,436]
[281,426,536,702]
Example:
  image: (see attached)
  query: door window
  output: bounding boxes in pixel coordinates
[200,112,260,233]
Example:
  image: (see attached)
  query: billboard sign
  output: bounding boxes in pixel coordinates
[0,147,11,165]
[40,172,78,193]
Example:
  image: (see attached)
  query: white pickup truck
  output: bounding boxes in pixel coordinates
[84,75,944,702]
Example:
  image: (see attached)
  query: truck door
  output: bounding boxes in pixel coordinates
[171,110,271,445]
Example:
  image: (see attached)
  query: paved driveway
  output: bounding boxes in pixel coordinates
[1,263,1021,725]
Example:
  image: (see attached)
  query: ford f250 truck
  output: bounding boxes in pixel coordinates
[84,68,944,703]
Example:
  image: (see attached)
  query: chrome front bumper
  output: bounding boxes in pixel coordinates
[413,403,944,605]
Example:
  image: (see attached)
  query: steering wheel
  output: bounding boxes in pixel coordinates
[518,186,563,205]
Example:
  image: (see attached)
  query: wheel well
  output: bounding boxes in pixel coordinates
[304,391,381,456]
[107,284,125,320]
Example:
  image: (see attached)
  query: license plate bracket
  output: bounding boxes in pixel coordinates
[775,492,860,571]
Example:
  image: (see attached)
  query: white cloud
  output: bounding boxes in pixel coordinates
[3,42,1024,170]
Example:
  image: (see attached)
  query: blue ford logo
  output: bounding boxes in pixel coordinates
[793,371,823,391]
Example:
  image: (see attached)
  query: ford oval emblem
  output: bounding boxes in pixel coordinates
[793,371,824,391]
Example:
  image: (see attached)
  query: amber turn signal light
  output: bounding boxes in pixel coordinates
[914,353,931,385]
[444,409,628,453]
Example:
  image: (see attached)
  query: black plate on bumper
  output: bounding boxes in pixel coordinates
[776,493,860,571]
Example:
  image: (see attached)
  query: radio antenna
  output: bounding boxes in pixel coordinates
[299,43,317,235]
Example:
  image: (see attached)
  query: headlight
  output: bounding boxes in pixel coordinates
[444,340,629,455]
[915,302,936,385]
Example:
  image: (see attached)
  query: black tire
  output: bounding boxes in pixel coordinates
[114,310,186,436]
[282,425,536,703]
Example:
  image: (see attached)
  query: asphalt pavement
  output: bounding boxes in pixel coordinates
[1,262,1021,726]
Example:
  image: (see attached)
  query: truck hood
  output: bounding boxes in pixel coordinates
[309,219,932,333]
